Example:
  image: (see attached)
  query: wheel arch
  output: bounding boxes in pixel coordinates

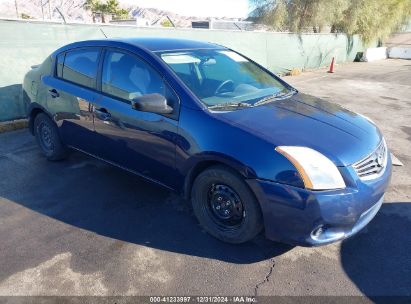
[182,153,257,200]
[28,104,52,135]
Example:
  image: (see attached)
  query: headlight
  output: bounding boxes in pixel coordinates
[276,146,346,190]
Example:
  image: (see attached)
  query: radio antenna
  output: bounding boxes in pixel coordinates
[100,28,108,38]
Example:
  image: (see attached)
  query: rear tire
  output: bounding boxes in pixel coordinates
[191,165,263,244]
[34,113,68,161]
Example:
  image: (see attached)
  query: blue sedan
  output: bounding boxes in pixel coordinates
[23,38,391,246]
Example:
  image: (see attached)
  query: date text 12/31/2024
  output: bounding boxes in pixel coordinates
[150,296,257,303]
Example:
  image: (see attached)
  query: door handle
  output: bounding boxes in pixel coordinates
[48,89,59,98]
[95,108,111,121]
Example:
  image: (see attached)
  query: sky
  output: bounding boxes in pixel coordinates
[0,0,252,18]
[123,0,251,18]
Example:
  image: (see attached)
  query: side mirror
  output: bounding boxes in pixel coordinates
[131,93,173,114]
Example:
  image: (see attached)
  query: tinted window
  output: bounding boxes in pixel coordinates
[56,53,65,78]
[62,49,99,88]
[160,50,292,108]
[170,62,191,77]
[202,54,235,81]
[102,51,166,102]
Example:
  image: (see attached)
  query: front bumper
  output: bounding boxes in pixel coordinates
[247,156,392,246]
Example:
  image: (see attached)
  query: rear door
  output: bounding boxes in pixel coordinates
[43,47,101,154]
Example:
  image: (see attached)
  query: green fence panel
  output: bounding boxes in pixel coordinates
[0,19,365,121]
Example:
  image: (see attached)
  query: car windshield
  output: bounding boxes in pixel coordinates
[158,49,295,109]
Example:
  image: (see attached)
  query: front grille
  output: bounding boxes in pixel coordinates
[353,140,387,181]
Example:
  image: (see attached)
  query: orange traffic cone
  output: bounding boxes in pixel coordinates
[328,57,335,73]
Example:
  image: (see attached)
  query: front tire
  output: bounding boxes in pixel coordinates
[34,113,68,161]
[191,165,263,244]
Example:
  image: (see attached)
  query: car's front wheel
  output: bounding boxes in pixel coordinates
[191,165,263,243]
[34,113,68,161]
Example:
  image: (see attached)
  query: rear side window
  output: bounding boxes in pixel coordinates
[59,49,100,89]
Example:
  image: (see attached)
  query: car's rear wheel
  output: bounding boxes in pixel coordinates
[34,113,68,161]
[191,165,263,243]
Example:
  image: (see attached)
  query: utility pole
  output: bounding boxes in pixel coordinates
[166,15,175,28]
[14,0,19,18]
[40,0,45,20]
[48,0,52,19]
[56,7,66,24]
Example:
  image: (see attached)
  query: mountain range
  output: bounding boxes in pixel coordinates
[0,0,245,27]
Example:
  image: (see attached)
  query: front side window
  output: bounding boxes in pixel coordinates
[61,49,99,89]
[102,51,165,102]
[159,49,295,110]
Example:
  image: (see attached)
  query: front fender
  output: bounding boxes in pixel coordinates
[177,107,305,196]
[181,151,258,179]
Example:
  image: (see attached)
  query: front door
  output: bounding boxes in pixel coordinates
[92,49,180,189]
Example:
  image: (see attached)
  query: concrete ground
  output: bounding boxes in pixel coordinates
[0,59,410,297]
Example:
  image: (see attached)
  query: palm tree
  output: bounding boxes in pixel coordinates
[84,0,101,23]
[84,0,127,23]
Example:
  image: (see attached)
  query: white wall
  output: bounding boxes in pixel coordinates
[363,47,387,62]
[388,47,411,59]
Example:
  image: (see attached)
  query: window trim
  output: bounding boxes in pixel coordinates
[54,47,103,91]
[98,47,181,120]
[56,52,66,78]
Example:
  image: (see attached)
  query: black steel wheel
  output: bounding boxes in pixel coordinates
[37,120,54,152]
[207,184,245,229]
[34,113,68,161]
[191,165,263,243]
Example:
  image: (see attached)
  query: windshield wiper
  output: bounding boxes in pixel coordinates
[254,90,297,106]
[208,102,253,110]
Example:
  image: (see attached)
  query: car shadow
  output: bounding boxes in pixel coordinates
[341,202,411,296]
[3,149,292,265]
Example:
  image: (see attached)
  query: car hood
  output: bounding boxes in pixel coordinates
[213,93,382,166]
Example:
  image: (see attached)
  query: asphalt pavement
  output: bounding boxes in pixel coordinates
[0,59,410,297]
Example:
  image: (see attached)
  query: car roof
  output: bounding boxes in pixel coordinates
[112,37,224,52]
[61,37,225,53]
